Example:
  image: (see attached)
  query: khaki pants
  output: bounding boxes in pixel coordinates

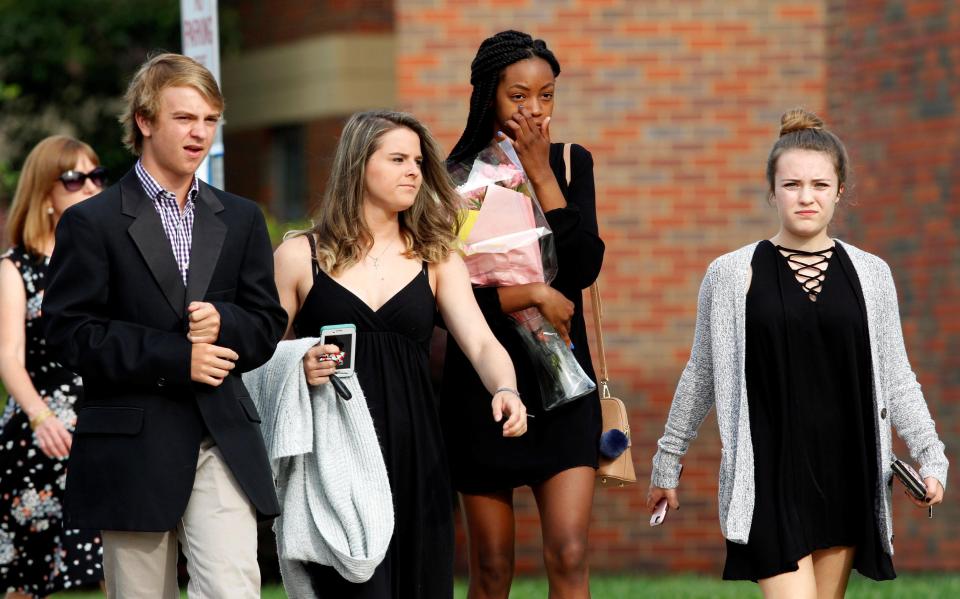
[102,441,260,599]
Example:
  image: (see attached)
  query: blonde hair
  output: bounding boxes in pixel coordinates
[300,110,461,275]
[766,108,851,194]
[6,135,99,256]
[120,53,224,155]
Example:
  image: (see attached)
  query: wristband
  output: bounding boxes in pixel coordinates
[494,387,521,399]
[29,408,54,431]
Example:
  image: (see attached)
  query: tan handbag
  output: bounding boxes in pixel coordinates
[590,282,637,487]
[562,143,636,487]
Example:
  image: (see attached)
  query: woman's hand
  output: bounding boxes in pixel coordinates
[303,343,341,386]
[534,284,574,345]
[498,106,553,185]
[492,390,527,437]
[34,411,72,459]
[905,477,944,509]
[646,484,680,512]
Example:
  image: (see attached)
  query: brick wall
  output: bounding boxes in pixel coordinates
[396,0,835,575]
[826,0,959,571]
[221,0,393,218]
[224,116,348,215]
[218,0,957,577]
[230,0,392,49]
[303,116,353,214]
[223,128,270,205]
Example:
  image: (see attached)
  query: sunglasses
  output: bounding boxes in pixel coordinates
[58,167,108,192]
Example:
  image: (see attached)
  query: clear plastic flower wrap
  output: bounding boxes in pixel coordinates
[449,138,557,287]
[449,139,595,410]
[510,307,597,410]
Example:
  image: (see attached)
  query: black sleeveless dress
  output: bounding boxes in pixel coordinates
[292,237,454,598]
[0,246,103,595]
[723,240,895,581]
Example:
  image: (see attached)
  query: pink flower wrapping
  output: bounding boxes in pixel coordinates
[449,139,594,408]
[461,185,545,287]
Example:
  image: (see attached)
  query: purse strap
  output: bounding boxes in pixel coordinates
[563,143,610,399]
[589,282,610,398]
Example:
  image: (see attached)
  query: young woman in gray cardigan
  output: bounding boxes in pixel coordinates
[648,108,948,599]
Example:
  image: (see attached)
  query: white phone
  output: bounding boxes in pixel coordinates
[319,324,356,377]
[650,498,669,526]
[650,465,682,527]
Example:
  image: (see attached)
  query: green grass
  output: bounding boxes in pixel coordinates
[469,575,960,599]
[55,573,960,598]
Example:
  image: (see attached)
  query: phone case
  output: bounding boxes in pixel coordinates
[650,465,682,527]
[649,497,669,527]
[319,324,356,375]
[891,458,926,500]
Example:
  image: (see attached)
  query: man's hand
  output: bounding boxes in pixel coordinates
[187,301,221,344]
[190,343,239,386]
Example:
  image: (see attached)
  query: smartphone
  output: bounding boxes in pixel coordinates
[891,458,926,501]
[319,324,356,377]
[650,498,669,526]
[650,464,683,527]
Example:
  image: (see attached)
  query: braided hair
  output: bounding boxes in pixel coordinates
[448,30,561,164]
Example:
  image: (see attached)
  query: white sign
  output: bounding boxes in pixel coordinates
[181,0,224,189]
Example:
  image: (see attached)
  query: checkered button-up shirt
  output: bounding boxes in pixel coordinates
[135,160,199,285]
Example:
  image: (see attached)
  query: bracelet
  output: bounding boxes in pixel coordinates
[29,408,54,431]
[494,386,521,399]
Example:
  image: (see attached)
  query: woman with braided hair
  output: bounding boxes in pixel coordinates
[441,30,604,598]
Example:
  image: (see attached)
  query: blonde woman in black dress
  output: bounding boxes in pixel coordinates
[274,110,526,598]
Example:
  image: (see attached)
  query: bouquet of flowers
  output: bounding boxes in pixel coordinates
[449,140,556,287]
[449,139,595,410]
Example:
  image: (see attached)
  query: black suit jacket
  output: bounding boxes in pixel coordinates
[43,169,287,531]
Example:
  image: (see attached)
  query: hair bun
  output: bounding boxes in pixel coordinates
[779,108,824,136]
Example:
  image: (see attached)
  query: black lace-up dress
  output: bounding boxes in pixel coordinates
[723,240,895,581]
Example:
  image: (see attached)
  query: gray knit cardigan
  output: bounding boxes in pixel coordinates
[242,337,393,595]
[651,240,948,555]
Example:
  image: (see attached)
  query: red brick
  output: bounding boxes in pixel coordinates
[388,0,959,579]
[778,5,821,20]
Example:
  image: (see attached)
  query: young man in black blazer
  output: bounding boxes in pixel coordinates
[43,53,287,598]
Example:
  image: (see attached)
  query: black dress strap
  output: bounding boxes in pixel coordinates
[305,233,320,278]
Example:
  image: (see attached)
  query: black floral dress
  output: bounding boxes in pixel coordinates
[0,245,103,597]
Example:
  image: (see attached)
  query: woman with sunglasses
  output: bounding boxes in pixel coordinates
[0,135,106,598]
